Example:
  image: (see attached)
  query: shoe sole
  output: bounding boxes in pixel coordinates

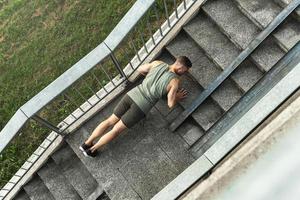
[79,146,86,153]
[83,151,89,157]
[79,145,98,158]
[79,146,90,157]
[80,146,98,158]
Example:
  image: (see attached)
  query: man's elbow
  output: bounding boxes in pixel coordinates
[137,69,145,76]
[168,101,176,109]
[167,90,177,108]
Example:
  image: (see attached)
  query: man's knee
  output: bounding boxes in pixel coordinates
[107,114,120,125]
[112,120,127,134]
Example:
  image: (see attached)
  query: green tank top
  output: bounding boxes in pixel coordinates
[127,62,179,114]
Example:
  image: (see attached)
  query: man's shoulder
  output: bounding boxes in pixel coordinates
[168,77,180,85]
[151,60,165,68]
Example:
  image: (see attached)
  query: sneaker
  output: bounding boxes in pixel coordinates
[79,142,93,153]
[83,149,99,157]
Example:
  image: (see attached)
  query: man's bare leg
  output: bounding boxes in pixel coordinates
[89,119,127,153]
[84,114,120,146]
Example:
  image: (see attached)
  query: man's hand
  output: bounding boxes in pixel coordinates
[175,88,188,101]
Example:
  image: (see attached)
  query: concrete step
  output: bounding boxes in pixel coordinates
[154,98,185,123]
[166,31,221,89]
[183,12,241,70]
[115,134,182,199]
[138,103,197,173]
[173,119,205,147]
[166,30,263,93]
[234,0,300,51]
[65,120,142,200]
[234,0,281,29]
[13,188,30,200]
[181,125,204,147]
[251,37,285,71]
[211,78,243,111]
[23,175,55,200]
[66,118,195,199]
[274,0,300,21]
[273,15,300,51]
[231,59,264,92]
[37,158,82,200]
[200,0,285,71]
[202,0,260,49]
[184,10,284,73]
[174,68,225,131]
[51,140,101,200]
[157,49,225,131]
[191,97,224,131]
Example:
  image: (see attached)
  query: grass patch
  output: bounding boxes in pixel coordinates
[0,0,137,188]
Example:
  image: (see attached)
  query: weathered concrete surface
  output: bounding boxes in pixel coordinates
[203,0,260,48]
[51,141,99,199]
[23,176,55,200]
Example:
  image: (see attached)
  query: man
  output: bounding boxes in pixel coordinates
[79,56,192,157]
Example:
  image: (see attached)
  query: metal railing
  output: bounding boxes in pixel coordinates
[0,0,198,198]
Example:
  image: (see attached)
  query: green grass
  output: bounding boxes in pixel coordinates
[0,0,138,188]
[0,0,178,189]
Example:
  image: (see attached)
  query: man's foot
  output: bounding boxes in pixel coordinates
[79,142,93,153]
[83,149,99,158]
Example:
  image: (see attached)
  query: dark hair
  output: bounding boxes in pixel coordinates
[176,56,192,68]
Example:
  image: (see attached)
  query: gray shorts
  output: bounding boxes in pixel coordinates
[113,93,146,128]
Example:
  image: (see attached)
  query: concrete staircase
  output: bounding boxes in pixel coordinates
[11,0,299,199]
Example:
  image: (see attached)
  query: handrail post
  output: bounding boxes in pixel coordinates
[104,41,129,83]
[110,53,129,82]
[31,115,62,134]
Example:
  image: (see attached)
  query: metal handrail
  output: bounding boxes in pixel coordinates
[0,0,156,154]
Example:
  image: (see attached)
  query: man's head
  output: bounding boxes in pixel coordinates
[172,56,192,75]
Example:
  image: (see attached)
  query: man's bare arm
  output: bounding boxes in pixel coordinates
[137,60,164,76]
[167,78,180,109]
